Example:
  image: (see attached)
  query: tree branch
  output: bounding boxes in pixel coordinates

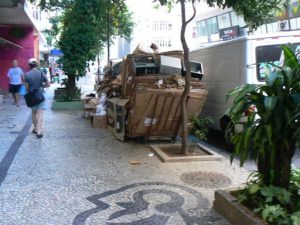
[186,0,196,24]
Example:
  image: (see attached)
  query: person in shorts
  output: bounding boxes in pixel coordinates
[25,58,50,138]
[7,60,24,107]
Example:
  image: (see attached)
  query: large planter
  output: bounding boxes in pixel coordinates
[54,87,67,100]
[52,101,83,110]
[214,188,268,225]
[150,142,223,163]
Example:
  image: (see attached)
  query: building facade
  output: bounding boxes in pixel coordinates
[0,0,47,91]
[108,0,197,61]
[195,0,300,45]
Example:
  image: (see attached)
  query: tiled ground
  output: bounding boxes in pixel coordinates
[0,87,251,225]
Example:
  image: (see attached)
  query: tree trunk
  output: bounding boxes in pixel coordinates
[257,154,271,185]
[67,75,76,94]
[273,143,295,188]
[258,143,296,188]
[107,38,110,65]
[107,0,111,65]
[179,0,196,155]
[97,54,101,83]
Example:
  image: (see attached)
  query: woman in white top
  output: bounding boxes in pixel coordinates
[7,60,24,107]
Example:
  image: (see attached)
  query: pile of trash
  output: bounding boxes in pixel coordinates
[82,45,208,141]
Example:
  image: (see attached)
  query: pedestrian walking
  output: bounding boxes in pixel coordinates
[7,59,24,107]
[25,58,50,138]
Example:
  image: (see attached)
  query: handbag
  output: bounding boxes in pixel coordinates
[24,72,45,107]
[19,84,26,96]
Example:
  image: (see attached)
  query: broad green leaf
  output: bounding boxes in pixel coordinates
[266,71,279,86]
[248,183,260,194]
[282,66,293,87]
[265,125,272,145]
[292,93,300,105]
[226,84,257,102]
[264,96,277,111]
[282,45,299,68]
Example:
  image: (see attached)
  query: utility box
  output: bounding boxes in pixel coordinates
[106,98,130,141]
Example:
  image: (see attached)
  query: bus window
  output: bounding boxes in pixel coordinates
[256,43,300,81]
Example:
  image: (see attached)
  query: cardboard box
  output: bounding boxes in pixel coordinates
[84,97,99,109]
[91,114,107,128]
[82,108,95,118]
[127,88,183,138]
[187,89,208,119]
[126,86,207,138]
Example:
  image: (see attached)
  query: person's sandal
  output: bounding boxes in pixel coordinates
[32,130,37,134]
[36,134,43,138]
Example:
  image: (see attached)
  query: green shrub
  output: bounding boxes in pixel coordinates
[57,87,81,102]
[237,169,300,225]
[191,116,213,141]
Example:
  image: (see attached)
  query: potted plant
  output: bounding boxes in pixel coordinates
[52,78,83,110]
[54,78,68,100]
[214,46,300,225]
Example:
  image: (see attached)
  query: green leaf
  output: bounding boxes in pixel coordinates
[248,184,260,194]
[261,205,285,222]
[292,93,300,105]
[291,212,300,225]
[226,84,257,102]
[265,124,273,145]
[282,66,293,87]
[266,71,278,86]
[282,45,299,68]
[264,96,277,111]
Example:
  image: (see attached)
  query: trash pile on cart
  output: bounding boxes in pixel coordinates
[81,47,208,141]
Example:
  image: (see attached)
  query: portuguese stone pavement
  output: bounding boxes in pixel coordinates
[0,85,254,225]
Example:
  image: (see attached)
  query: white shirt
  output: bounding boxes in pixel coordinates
[7,67,24,85]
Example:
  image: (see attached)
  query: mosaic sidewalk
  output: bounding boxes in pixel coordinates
[0,88,250,225]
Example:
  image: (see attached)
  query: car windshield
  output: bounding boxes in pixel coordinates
[256,43,300,81]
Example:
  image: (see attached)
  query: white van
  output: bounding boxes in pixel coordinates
[190,31,300,133]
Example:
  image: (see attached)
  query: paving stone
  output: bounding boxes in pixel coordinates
[0,86,250,225]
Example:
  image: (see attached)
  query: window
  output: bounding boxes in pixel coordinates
[206,17,218,35]
[290,18,297,30]
[154,39,172,48]
[253,25,267,35]
[196,20,207,37]
[266,22,279,33]
[230,11,245,27]
[32,6,41,21]
[256,43,300,80]
[153,21,168,31]
[217,13,231,29]
[296,17,300,29]
[290,17,300,30]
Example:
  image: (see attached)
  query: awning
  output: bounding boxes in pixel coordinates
[0,37,23,49]
[51,49,63,56]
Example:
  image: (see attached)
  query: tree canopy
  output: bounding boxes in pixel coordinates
[31,0,133,90]
[156,0,285,29]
